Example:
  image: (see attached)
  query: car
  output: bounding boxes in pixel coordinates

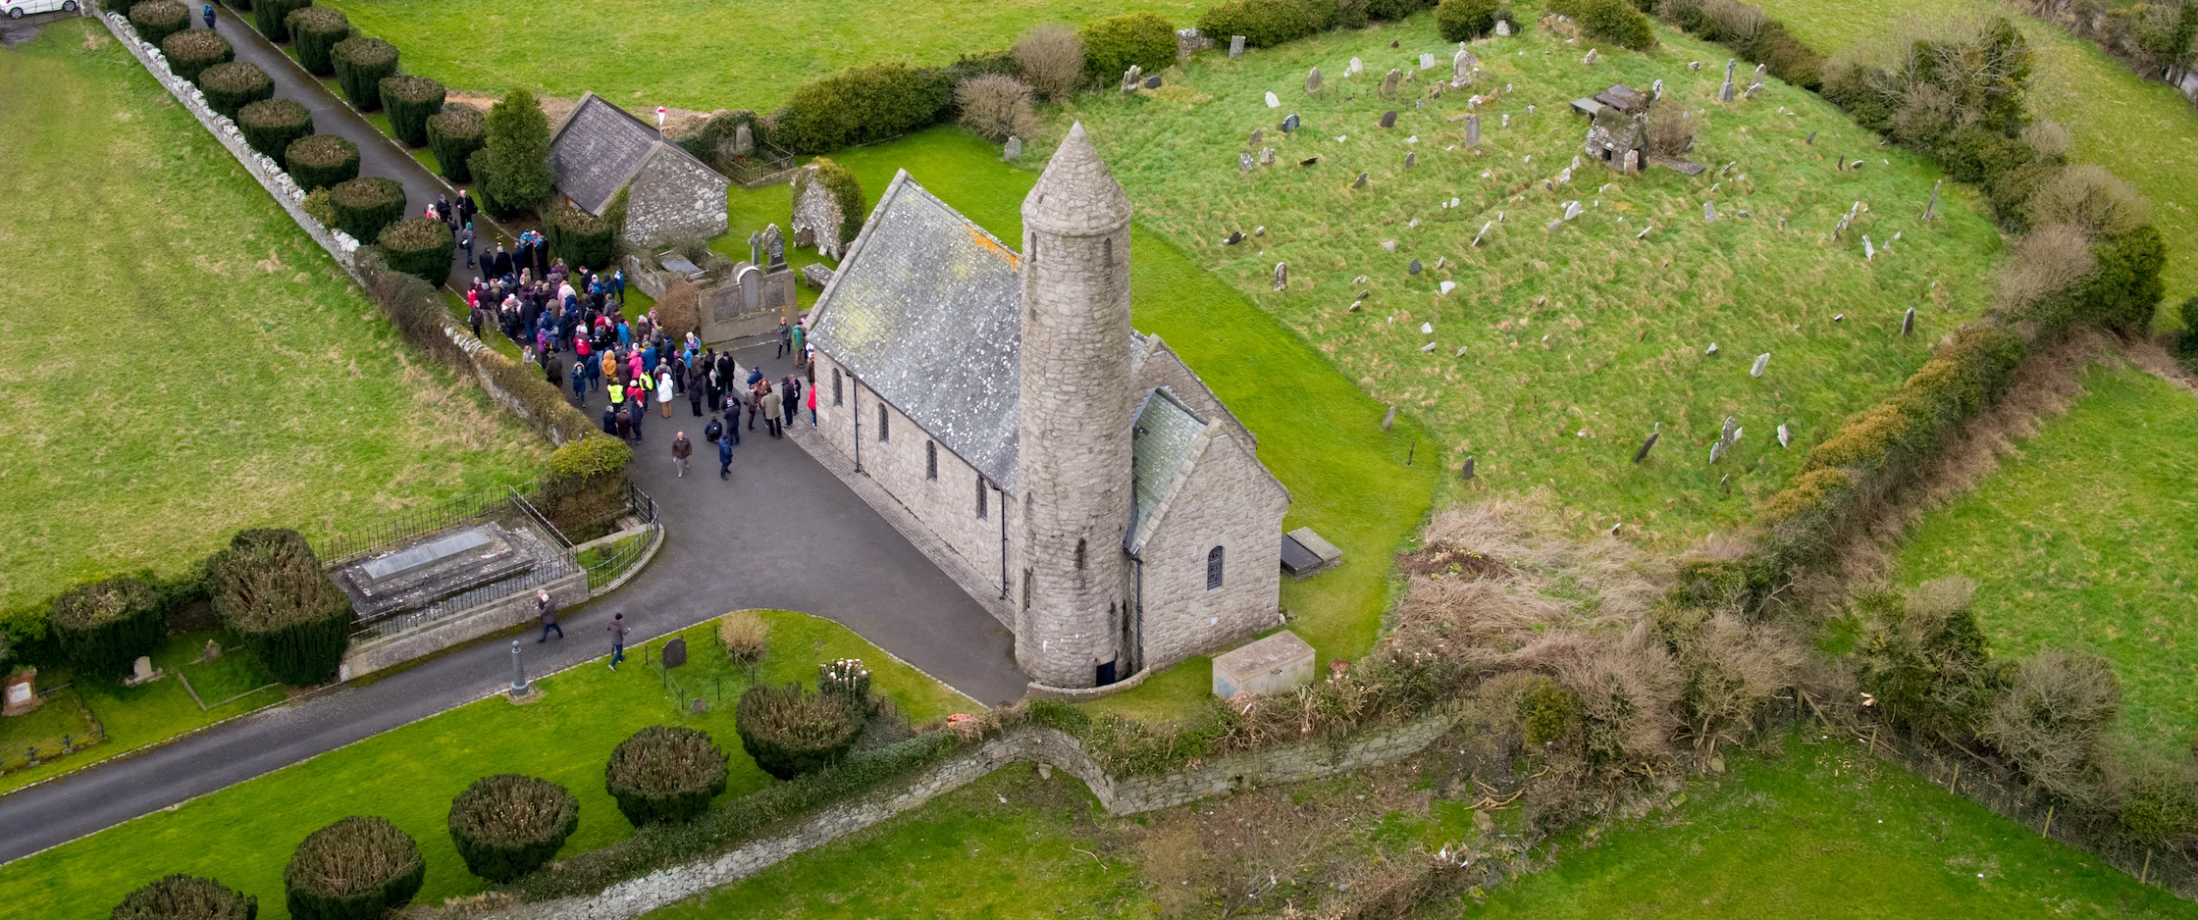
[2,0,79,18]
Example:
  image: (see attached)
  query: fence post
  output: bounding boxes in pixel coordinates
[1866,725,1877,755]
[1949,763,1960,793]
[2042,805,2054,837]
[2141,848,2152,884]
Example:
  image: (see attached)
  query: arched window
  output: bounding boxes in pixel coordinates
[926,440,938,481]
[1206,546,1224,591]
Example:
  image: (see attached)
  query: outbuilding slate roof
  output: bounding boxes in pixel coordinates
[1128,388,1209,552]
[808,171,1027,491]
[548,93,721,215]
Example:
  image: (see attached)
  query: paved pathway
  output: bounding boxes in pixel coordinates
[0,341,1022,864]
[206,9,487,290]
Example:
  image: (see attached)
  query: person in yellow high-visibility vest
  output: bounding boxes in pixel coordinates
[607,380,625,408]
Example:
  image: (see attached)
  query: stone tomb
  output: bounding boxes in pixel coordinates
[1279,526,1343,576]
[333,523,545,621]
[1212,630,1317,698]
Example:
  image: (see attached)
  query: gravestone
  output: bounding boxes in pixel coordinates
[1146,75,1164,90]
[1240,152,1256,173]
[690,697,707,713]
[763,224,787,272]
[1381,69,1401,97]
[1703,200,1718,222]
[661,637,688,668]
[1273,261,1288,290]
[1259,147,1276,165]
[1923,180,1940,221]
[1706,342,1719,355]
[1777,424,1791,449]
[1346,56,1363,77]
[1501,112,1509,128]
[1121,65,1143,93]
[1265,91,1281,108]
[1465,113,1481,147]
[1300,156,1319,166]
[1380,110,1398,128]
[1583,48,1599,65]
[2,669,37,717]
[1003,136,1023,159]
[1719,58,1737,102]
[1744,82,1761,99]
[801,262,835,290]
[1350,171,1368,188]
[1408,258,1422,275]
[1864,235,1876,261]
[1623,149,1639,173]
[1250,128,1264,146]
[1404,151,1417,168]
[1753,62,1767,83]
[732,123,755,157]
[1307,67,1322,92]
[1902,306,1917,336]
[1472,221,1492,246]
[1651,78,1663,99]
[1282,113,1301,132]
[1225,230,1245,245]
[198,639,222,663]
[1420,52,1436,70]
[1453,49,1474,87]
[1806,130,1816,145]
[1495,19,1511,36]
[1634,427,1659,462]
[748,231,762,267]
[123,656,162,687]
[1460,455,1476,479]
[1381,406,1396,429]
[1751,353,1770,378]
[1230,34,1246,57]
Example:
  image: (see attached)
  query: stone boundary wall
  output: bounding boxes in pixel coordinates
[481,715,1458,920]
[339,568,588,680]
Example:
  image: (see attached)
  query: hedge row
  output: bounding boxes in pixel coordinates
[379,74,445,147]
[238,98,313,167]
[195,61,273,121]
[284,134,359,193]
[1077,12,1179,86]
[425,103,487,184]
[376,217,453,284]
[52,577,164,680]
[159,29,232,84]
[331,37,398,111]
[206,529,352,687]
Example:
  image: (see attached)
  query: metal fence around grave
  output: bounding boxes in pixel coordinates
[725,143,798,188]
[351,559,578,640]
[309,485,525,565]
[581,480,661,589]
[0,692,108,777]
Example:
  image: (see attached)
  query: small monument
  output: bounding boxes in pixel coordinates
[123,655,164,688]
[661,637,688,669]
[2,669,38,717]
[1211,630,1316,698]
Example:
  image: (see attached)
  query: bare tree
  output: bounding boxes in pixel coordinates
[1995,223,2098,313]
[1984,650,2120,807]
[1013,23,1086,102]
[656,279,702,343]
[2025,164,2152,238]
[955,74,1042,142]
[1646,105,1698,158]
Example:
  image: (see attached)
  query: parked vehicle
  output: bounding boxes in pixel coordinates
[3,0,79,19]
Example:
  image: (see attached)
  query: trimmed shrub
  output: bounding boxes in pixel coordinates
[376,218,453,284]
[159,29,233,84]
[2077,224,2168,336]
[195,61,273,121]
[1551,0,1657,50]
[112,874,258,920]
[1011,23,1083,102]
[251,0,308,43]
[425,103,486,184]
[330,37,398,111]
[301,187,334,226]
[470,88,554,214]
[537,435,632,538]
[52,577,163,680]
[379,74,445,147]
[287,6,351,76]
[955,74,1039,142]
[1195,0,1334,49]
[108,0,149,18]
[792,157,865,252]
[129,0,189,48]
[284,134,359,193]
[328,177,406,244]
[735,684,862,780]
[1078,12,1176,88]
[1368,0,1433,22]
[604,726,729,826]
[447,774,580,882]
[237,98,313,167]
[1436,0,1503,41]
[206,529,351,687]
[772,62,955,154]
[543,203,614,270]
[716,610,768,677]
[283,816,424,920]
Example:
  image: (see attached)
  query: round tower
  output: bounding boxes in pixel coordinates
[1016,123,1136,688]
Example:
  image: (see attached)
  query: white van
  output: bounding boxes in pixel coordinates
[2,0,80,18]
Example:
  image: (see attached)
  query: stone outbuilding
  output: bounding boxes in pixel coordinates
[805,124,1291,691]
[548,93,729,246]
[789,163,859,261]
[1576,84,1651,172]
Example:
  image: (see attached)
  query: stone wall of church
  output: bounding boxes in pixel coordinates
[624,153,728,246]
[810,353,1020,601]
[1136,432,1289,672]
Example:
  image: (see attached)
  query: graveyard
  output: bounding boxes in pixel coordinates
[1066,12,2008,547]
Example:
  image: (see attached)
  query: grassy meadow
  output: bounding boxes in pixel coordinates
[316,0,1206,112]
[0,19,544,614]
[1750,0,2198,316]
[0,611,968,920]
[1895,363,2198,756]
[1063,8,2007,549]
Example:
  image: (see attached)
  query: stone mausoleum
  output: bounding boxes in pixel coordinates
[548,93,729,246]
[806,124,1290,690]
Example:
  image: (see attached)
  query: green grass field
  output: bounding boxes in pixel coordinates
[1895,363,2198,756]
[316,0,1205,112]
[1063,8,2006,548]
[0,610,968,920]
[0,20,546,614]
[724,128,1443,705]
[1750,0,2198,316]
[1445,736,2197,919]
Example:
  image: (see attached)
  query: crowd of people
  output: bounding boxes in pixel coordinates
[464,248,815,484]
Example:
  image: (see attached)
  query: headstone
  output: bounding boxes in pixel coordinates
[1636,224,1652,240]
[1751,353,1770,377]
[1705,342,1719,355]
[1273,262,1288,290]
[1623,149,1639,173]
[1380,110,1398,128]
[1460,455,1476,479]
[1381,406,1396,430]
[1582,48,1599,65]
[1420,52,1437,70]
[1651,78,1663,99]
[1703,200,1717,222]
[1690,61,1703,71]
[198,639,222,663]
[801,262,835,290]
[1634,427,1659,462]
[1864,235,1876,261]
[1453,49,1475,87]
[1495,19,1511,36]
[1501,112,1509,128]
[1465,114,1481,147]
[763,224,787,272]
[1265,91,1281,108]
[1744,82,1761,99]
[4,669,39,717]
[124,656,160,687]
[1307,67,1323,92]
[1923,180,1940,221]
[1259,147,1276,165]
[1472,221,1492,247]
[1002,136,1023,160]
[1121,65,1143,93]
[1240,152,1255,173]
[1777,424,1791,448]
[1806,130,1816,145]
[1282,113,1301,132]
[732,123,755,157]
[1440,280,1456,294]
[1408,258,1423,275]
[1249,128,1264,147]
[1225,230,1245,245]
[1381,239,1398,252]
[1404,151,1417,168]
[661,637,688,668]
[690,697,707,713]
[1146,75,1164,90]
[1753,62,1768,83]
[1382,69,1401,97]
[1351,171,1368,189]
[1719,58,1737,102]
[1902,306,1917,336]
[1564,200,1584,220]
[1347,56,1364,77]
[1300,156,1320,166]
[1230,34,1246,57]
[748,231,761,267]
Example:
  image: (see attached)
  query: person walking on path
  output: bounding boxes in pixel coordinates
[672,432,693,477]
[606,613,630,670]
[718,429,734,480]
[776,318,793,359]
[791,322,806,368]
[536,590,564,642]
[657,367,674,418]
[461,223,476,269]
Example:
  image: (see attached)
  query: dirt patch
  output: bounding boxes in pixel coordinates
[1397,543,1510,579]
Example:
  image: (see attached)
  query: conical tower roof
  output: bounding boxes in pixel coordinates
[1023,122,1132,237]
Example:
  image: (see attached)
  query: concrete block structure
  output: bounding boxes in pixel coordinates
[806,124,1289,691]
[1212,630,1316,698]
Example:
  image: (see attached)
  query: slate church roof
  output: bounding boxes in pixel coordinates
[807,171,1027,491]
[1127,388,1208,552]
[548,93,722,214]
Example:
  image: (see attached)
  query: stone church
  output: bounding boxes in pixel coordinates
[806,124,1290,691]
[547,93,729,246]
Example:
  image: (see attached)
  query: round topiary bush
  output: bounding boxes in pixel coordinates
[376,217,453,284]
[378,74,445,148]
[238,98,313,167]
[330,37,398,111]
[206,528,352,687]
[160,29,233,84]
[52,576,163,681]
[446,774,580,882]
[328,176,406,244]
[284,134,359,193]
[112,873,258,920]
[1436,0,1502,41]
[734,684,862,781]
[129,0,190,49]
[251,0,309,43]
[1076,12,1176,88]
[286,6,351,76]
[195,62,274,121]
[283,816,424,920]
[543,203,613,270]
[425,103,485,184]
[604,726,729,826]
